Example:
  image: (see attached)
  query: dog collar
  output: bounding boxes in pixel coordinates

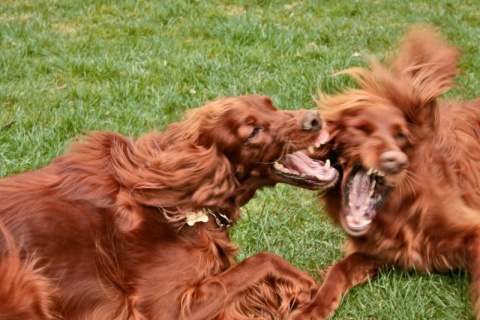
[186,209,232,228]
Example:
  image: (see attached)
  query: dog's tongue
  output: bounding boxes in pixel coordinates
[346,170,372,229]
[351,171,370,208]
[282,152,325,176]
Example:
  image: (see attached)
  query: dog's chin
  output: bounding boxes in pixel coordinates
[340,216,372,237]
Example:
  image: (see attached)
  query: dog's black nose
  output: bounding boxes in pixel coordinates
[302,110,322,132]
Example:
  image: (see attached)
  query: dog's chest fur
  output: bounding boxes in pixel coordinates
[346,193,479,273]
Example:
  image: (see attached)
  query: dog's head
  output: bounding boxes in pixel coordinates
[177,95,338,207]
[129,95,337,216]
[315,25,460,236]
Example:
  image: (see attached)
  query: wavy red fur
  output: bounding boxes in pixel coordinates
[0,95,329,319]
[298,26,480,318]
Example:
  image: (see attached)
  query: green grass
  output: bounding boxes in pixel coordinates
[1,1,479,319]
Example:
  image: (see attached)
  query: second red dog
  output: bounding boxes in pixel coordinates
[297,26,480,318]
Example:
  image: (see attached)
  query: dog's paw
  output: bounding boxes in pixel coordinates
[289,288,342,320]
[289,301,338,320]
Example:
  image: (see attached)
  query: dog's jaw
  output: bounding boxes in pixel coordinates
[271,152,338,189]
[341,166,392,236]
[271,129,338,189]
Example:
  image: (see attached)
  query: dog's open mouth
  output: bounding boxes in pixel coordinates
[342,166,392,236]
[271,130,338,189]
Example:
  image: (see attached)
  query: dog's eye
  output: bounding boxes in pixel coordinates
[356,125,373,135]
[396,131,407,141]
[247,127,262,140]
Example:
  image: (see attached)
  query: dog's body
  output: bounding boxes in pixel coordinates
[0,95,337,319]
[298,27,480,318]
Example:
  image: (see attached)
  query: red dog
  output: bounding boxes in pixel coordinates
[298,26,480,318]
[0,95,338,320]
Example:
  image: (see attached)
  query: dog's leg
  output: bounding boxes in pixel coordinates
[180,252,318,320]
[468,234,480,318]
[291,252,379,319]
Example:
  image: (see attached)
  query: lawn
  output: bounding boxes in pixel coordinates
[1,0,479,319]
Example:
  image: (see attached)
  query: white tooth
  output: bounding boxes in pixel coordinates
[369,180,376,196]
[300,173,306,177]
[367,168,373,175]
[274,162,290,173]
[346,215,353,224]
[316,174,324,180]
[324,159,331,169]
[308,146,314,154]
[377,171,385,177]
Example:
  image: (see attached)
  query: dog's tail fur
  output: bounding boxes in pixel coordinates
[0,223,57,320]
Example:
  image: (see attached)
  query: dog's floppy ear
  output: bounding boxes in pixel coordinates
[189,150,238,208]
[125,141,238,210]
[375,25,460,126]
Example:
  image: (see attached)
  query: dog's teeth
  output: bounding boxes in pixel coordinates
[324,159,331,169]
[316,174,324,180]
[300,173,306,177]
[369,179,376,197]
[367,168,374,175]
[308,146,314,154]
[346,215,371,228]
[274,162,289,173]
[315,142,321,148]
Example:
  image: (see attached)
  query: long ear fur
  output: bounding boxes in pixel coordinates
[103,131,238,212]
[127,135,238,210]
[372,25,460,125]
[61,130,239,230]
[317,25,460,142]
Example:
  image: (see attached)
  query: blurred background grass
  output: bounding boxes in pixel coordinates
[1,1,479,318]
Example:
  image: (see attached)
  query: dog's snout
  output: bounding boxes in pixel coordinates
[379,151,409,174]
[302,110,322,132]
